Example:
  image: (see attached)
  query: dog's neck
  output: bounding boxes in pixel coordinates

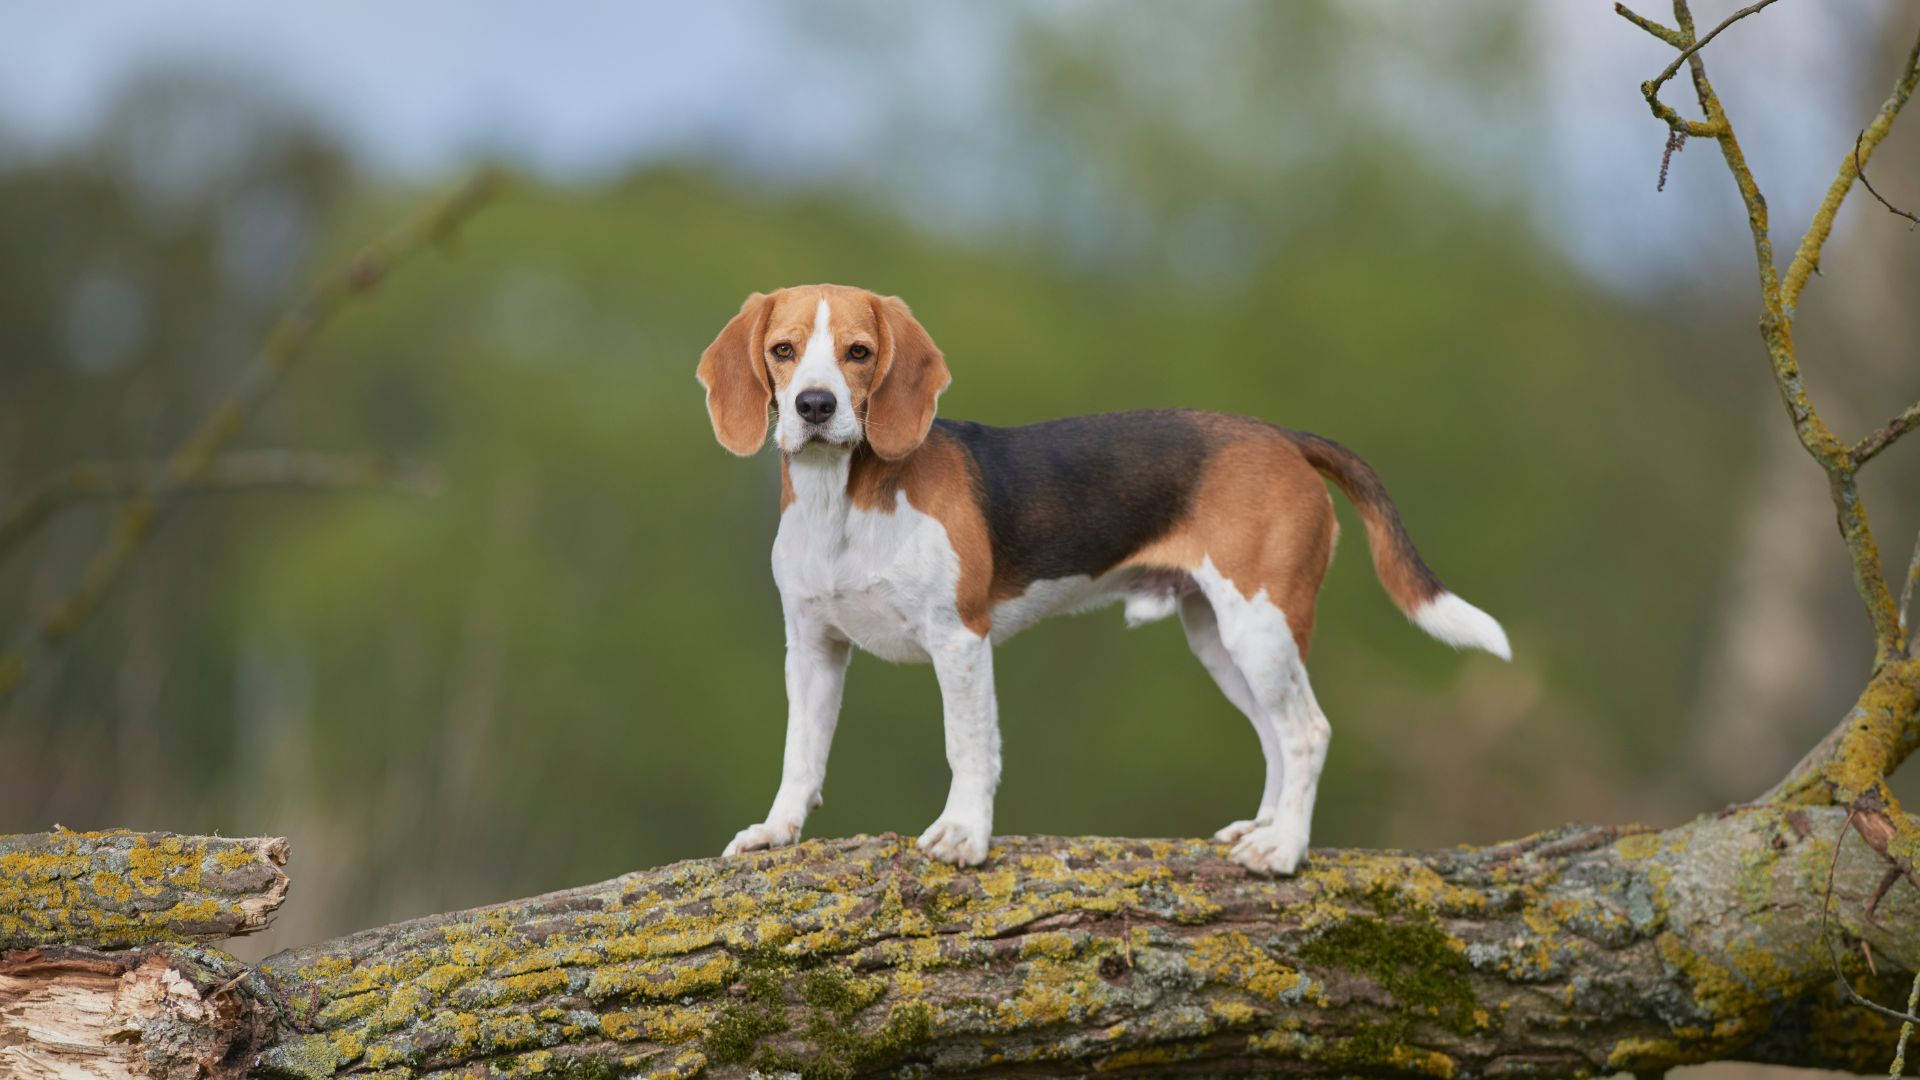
[781,443,852,517]
[778,441,913,518]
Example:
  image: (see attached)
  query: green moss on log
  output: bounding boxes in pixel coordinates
[1299,913,1478,1035]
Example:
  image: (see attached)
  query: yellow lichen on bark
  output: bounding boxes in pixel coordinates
[0,829,288,949]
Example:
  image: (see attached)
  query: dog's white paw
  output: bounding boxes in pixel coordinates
[1230,822,1309,876]
[915,816,991,866]
[1212,817,1271,844]
[723,819,801,857]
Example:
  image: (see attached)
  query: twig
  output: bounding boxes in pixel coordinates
[0,451,440,561]
[1784,28,1920,311]
[1821,810,1920,1025]
[1616,3,1725,136]
[1893,970,1920,1076]
[1900,530,1920,651]
[1855,132,1920,227]
[1854,402,1920,469]
[1867,866,1903,920]
[1615,3,1685,48]
[210,966,254,999]
[0,170,501,699]
[1647,0,1780,104]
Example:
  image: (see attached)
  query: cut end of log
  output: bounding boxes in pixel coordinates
[0,831,291,951]
[0,946,272,1080]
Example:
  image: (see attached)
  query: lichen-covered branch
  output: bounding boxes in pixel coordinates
[0,830,288,950]
[0,170,501,701]
[1901,529,1920,648]
[1617,2,1920,836]
[1768,655,1920,808]
[8,811,1914,1079]
[1855,401,1920,469]
[1782,29,1920,312]
[1894,973,1920,1076]
[1844,785,1920,898]
[1614,4,1685,49]
[1642,0,1778,119]
[1675,6,1903,663]
[1620,1,1920,669]
[0,451,439,562]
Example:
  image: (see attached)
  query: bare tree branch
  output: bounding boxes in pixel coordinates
[1618,0,1780,140]
[1893,971,1920,1076]
[0,451,440,561]
[1901,528,1920,652]
[1615,3,1685,48]
[1854,131,1920,227]
[1853,401,1920,468]
[1782,31,1920,310]
[1765,657,1920,804]
[1646,0,1779,109]
[1624,0,1920,668]
[0,171,500,700]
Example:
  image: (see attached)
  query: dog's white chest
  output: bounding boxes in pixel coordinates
[772,454,960,664]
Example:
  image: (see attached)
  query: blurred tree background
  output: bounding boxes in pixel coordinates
[2,0,1916,989]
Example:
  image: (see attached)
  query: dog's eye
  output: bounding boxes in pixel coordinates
[846,344,870,362]
[770,342,794,361]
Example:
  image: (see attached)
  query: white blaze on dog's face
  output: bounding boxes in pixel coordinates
[695,284,950,460]
[768,294,868,452]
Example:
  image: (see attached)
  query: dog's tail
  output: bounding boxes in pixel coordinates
[1289,431,1511,660]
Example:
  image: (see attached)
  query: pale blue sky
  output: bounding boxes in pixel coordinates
[0,2,1892,292]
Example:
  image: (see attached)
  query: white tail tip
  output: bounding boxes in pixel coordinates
[1412,592,1511,660]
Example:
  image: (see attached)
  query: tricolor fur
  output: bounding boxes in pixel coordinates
[696,284,1509,874]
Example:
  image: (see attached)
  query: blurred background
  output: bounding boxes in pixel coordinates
[3,0,1918,994]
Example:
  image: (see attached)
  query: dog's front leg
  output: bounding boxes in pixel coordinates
[916,628,1000,866]
[723,615,851,856]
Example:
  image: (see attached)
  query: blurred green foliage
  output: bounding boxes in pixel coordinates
[0,22,1792,953]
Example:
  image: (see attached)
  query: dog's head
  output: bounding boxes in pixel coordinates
[696,285,950,460]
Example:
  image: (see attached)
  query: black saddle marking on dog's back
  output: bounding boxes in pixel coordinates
[934,410,1217,595]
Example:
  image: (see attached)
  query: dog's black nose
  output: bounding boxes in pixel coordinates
[795,390,837,424]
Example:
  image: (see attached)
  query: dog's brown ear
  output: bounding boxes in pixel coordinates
[696,292,775,456]
[865,294,951,460]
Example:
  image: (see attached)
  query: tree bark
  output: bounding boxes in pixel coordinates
[3,808,1915,1078]
[0,831,288,951]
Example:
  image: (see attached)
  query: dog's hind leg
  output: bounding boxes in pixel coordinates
[1193,562,1330,876]
[1179,592,1282,844]
[1231,651,1331,876]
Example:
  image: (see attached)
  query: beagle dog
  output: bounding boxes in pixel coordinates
[696,284,1509,874]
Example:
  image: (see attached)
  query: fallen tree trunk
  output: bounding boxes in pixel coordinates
[2,807,1914,1078]
[0,830,288,950]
